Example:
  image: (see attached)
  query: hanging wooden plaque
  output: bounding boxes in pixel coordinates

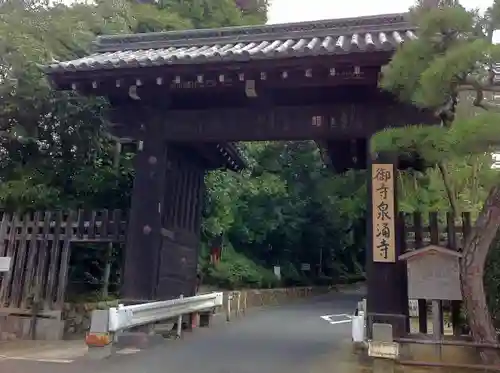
[371,164,396,263]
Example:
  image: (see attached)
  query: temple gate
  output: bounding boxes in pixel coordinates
[45,13,433,336]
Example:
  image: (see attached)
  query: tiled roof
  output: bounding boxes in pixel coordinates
[44,13,416,74]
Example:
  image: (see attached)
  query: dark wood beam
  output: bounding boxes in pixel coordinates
[110,103,433,142]
[49,52,393,90]
[61,71,379,97]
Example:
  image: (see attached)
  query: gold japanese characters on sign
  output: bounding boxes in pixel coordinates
[372,164,396,263]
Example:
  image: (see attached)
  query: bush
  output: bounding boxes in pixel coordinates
[199,243,334,290]
[202,243,279,289]
[280,262,310,287]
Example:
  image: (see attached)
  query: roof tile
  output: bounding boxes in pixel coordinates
[45,13,416,74]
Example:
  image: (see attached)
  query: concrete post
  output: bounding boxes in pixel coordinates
[369,323,398,373]
[226,292,232,322]
[86,309,115,360]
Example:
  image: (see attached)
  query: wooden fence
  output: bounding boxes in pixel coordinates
[403,211,471,252]
[0,210,128,312]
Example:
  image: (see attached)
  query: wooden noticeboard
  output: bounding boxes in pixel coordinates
[399,245,462,301]
[371,164,396,263]
[0,257,11,273]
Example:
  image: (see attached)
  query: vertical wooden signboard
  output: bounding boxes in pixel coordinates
[371,164,396,263]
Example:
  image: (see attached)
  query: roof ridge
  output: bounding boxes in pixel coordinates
[93,12,411,53]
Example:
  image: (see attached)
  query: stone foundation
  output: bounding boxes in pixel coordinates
[398,335,483,366]
[0,316,65,341]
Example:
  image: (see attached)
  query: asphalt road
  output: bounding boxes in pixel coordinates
[0,291,361,373]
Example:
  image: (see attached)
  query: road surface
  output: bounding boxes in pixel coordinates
[0,291,362,373]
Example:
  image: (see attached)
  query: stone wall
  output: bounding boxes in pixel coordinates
[220,286,329,315]
[399,339,482,366]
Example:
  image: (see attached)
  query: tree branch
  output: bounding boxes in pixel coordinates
[460,76,500,112]
[438,160,459,218]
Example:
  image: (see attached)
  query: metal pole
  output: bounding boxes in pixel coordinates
[226,292,232,322]
[176,294,184,338]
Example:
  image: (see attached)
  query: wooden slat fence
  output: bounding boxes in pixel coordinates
[403,211,471,252]
[0,210,128,311]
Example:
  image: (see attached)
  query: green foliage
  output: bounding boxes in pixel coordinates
[157,0,266,27]
[396,155,497,215]
[380,5,499,110]
[202,141,368,286]
[371,111,500,165]
[372,1,500,214]
[375,1,500,172]
[202,243,279,289]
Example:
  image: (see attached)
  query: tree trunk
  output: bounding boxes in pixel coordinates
[461,185,500,363]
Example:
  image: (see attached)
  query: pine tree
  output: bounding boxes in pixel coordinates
[372,0,500,361]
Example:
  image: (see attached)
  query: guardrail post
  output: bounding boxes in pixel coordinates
[242,291,247,315]
[226,292,232,322]
[176,295,183,338]
[199,311,211,327]
[236,291,241,317]
[192,312,200,329]
[86,309,115,360]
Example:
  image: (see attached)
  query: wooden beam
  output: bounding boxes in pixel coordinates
[110,103,431,142]
[49,52,393,92]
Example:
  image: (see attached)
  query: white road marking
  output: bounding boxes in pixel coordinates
[116,348,141,355]
[0,355,74,364]
[0,345,141,363]
[320,314,352,325]
[328,319,352,325]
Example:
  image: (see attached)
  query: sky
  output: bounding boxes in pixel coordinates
[60,0,500,41]
[60,1,494,24]
[267,0,492,23]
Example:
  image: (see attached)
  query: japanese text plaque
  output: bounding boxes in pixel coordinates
[371,164,396,263]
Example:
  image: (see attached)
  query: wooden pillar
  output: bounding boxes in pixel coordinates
[122,117,167,301]
[447,212,463,336]
[366,150,408,338]
[413,212,428,333]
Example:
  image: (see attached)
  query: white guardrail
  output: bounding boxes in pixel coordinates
[86,292,223,352]
[108,292,223,332]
